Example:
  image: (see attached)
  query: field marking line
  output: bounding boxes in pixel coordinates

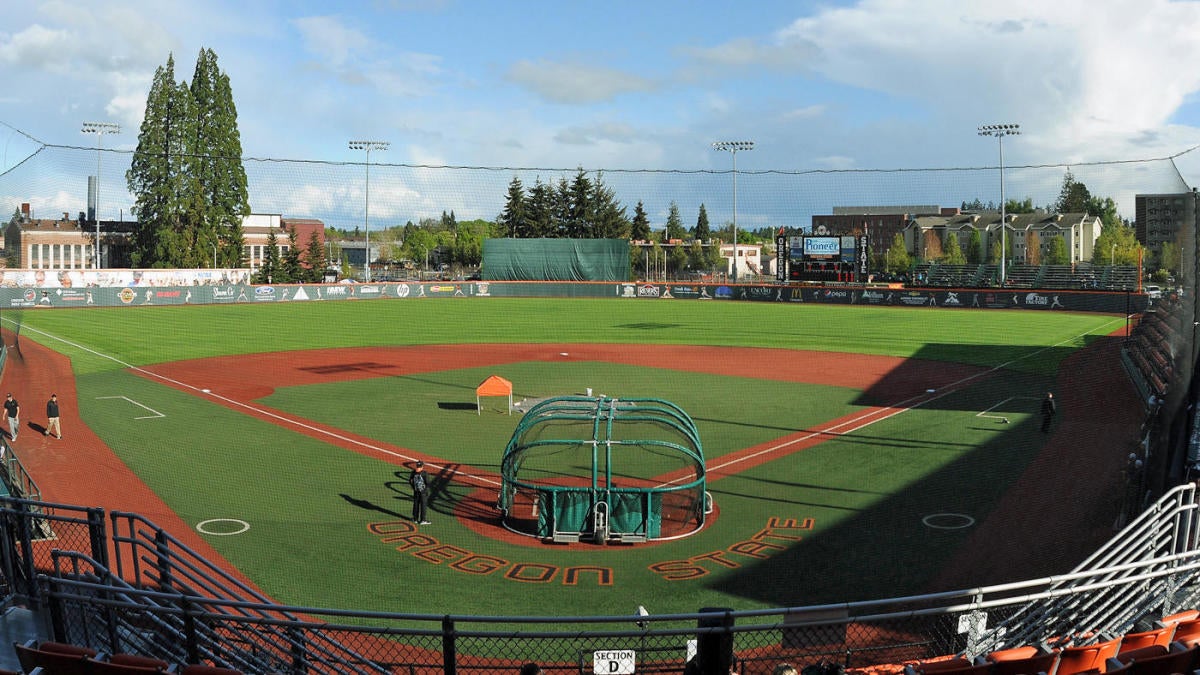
[11,322,504,490]
[96,395,165,420]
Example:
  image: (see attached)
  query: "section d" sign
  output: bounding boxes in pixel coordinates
[593,650,636,674]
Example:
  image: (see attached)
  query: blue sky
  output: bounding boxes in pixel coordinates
[4,0,1200,229]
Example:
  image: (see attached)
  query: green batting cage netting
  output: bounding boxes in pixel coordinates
[497,396,707,544]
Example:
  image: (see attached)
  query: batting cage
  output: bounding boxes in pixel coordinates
[497,395,707,543]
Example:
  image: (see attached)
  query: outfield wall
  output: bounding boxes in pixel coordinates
[0,280,1149,314]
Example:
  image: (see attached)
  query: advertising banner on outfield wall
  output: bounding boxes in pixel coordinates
[0,277,1147,315]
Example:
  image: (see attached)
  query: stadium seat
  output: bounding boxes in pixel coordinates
[1106,642,1199,675]
[986,647,1060,675]
[1156,609,1199,626]
[1168,618,1200,647]
[1052,637,1121,675]
[1118,626,1175,653]
[13,639,93,675]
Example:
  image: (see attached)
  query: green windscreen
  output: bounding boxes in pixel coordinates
[482,238,631,281]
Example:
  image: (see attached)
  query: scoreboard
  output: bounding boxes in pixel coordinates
[777,234,869,283]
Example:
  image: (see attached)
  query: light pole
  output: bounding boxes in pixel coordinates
[1112,243,1117,267]
[81,121,120,269]
[348,140,389,282]
[213,242,218,269]
[977,124,1019,285]
[712,140,754,283]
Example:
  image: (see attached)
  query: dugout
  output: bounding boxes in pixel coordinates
[496,395,708,544]
[481,238,631,281]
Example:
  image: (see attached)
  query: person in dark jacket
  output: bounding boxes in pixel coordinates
[1041,392,1057,433]
[409,461,430,524]
[45,393,61,439]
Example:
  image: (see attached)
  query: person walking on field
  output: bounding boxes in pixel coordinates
[1041,391,1057,433]
[3,393,19,442]
[45,394,61,439]
[410,461,431,525]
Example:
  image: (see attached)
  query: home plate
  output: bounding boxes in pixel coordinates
[926,389,936,393]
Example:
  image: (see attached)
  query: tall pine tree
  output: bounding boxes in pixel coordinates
[191,48,249,267]
[694,204,711,241]
[127,49,249,268]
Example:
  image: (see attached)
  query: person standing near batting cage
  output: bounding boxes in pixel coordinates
[3,393,18,442]
[410,461,431,525]
[45,394,61,439]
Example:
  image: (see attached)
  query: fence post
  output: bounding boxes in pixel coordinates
[442,615,456,675]
[87,507,108,570]
[697,607,734,675]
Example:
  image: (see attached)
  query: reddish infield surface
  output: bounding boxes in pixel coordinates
[2,337,1139,593]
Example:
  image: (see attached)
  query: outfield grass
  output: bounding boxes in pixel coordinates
[9,299,1126,616]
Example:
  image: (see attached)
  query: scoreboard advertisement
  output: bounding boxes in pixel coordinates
[784,235,868,282]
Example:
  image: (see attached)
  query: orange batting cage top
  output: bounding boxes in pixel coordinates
[476,375,513,415]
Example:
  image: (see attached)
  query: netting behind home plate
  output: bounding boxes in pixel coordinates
[496,395,707,543]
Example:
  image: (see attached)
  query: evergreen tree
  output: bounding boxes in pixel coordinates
[1055,170,1092,214]
[526,179,555,237]
[304,230,325,282]
[498,177,526,238]
[127,49,248,268]
[564,169,593,238]
[590,173,629,239]
[127,54,197,267]
[629,201,651,241]
[278,227,303,283]
[694,204,711,241]
[664,202,686,241]
[190,48,248,268]
[553,178,572,237]
[254,229,280,283]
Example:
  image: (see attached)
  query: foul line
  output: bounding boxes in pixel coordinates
[96,395,165,420]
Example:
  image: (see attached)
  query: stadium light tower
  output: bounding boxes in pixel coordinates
[348,140,389,282]
[712,140,754,283]
[81,121,120,269]
[977,123,1020,285]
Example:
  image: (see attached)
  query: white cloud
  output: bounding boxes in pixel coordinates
[506,59,657,104]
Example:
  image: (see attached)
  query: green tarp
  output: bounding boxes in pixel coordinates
[483,238,631,281]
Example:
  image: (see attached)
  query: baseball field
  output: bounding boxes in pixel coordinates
[0,297,1140,618]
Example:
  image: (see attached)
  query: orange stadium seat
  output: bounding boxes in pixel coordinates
[13,639,94,675]
[1108,642,1199,675]
[1118,626,1175,653]
[1053,637,1121,675]
[1168,618,1200,647]
[986,647,1060,675]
